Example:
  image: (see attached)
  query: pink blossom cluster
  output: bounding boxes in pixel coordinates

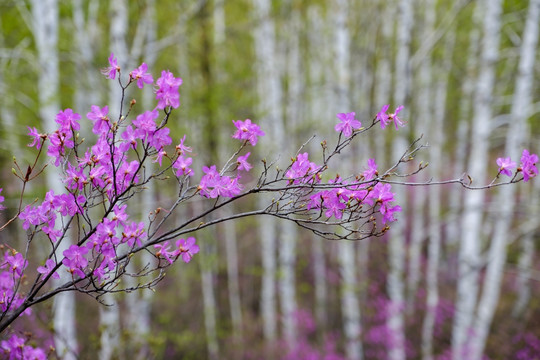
[0,252,28,314]
[496,149,538,182]
[1,334,46,360]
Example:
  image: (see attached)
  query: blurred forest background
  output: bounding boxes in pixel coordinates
[0,0,540,359]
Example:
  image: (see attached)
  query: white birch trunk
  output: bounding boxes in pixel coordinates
[469,1,539,358]
[421,27,455,360]
[332,0,363,358]
[307,5,329,330]
[452,0,502,358]
[31,1,78,358]
[99,2,130,359]
[124,2,157,356]
[200,246,219,360]
[224,214,243,342]
[407,0,435,313]
[387,0,413,358]
[512,175,539,317]
[252,0,282,344]
[445,0,483,247]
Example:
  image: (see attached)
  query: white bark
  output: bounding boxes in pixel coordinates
[407,0,435,313]
[31,0,78,358]
[421,27,455,360]
[124,2,157,356]
[469,0,539,358]
[332,0,363,358]
[252,0,283,344]
[224,213,243,341]
[307,5,328,330]
[99,2,130,359]
[387,0,413,358]
[200,245,219,360]
[452,0,502,358]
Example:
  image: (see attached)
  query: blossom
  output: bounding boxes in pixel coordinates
[520,149,539,182]
[62,244,88,278]
[496,157,516,177]
[237,152,252,171]
[176,135,192,154]
[175,237,200,263]
[172,155,194,177]
[4,252,28,278]
[37,259,60,280]
[232,119,265,146]
[377,105,405,130]
[55,108,81,132]
[0,188,4,211]
[155,70,183,109]
[133,110,158,133]
[154,241,175,264]
[102,53,120,79]
[286,153,321,184]
[87,105,110,135]
[130,63,153,89]
[363,159,378,180]
[27,126,45,149]
[335,112,361,137]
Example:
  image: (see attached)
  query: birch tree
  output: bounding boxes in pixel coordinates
[452,0,503,358]
[469,0,540,358]
[30,0,79,358]
[388,0,414,358]
[421,26,455,360]
[333,1,363,358]
[252,0,282,345]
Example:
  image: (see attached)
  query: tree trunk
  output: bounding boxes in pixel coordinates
[469,0,539,358]
[387,0,414,358]
[452,0,502,358]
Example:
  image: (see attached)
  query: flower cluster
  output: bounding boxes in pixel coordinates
[232,119,265,146]
[1,334,46,360]
[286,153,321,184]
[153,237,200,264]
[496,149,538,182]
[377,105,405,130]
[0,251,28,314]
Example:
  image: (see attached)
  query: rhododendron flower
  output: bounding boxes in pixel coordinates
[377,105,405,130]
[237,152,252,171]
[130,63,153,89]
[176,135,192,154]
[55,108,81,132]
[520,149,539,182]
[37,259,60,280]
[87,105,110,135]
[154,241,175,264]
[363,159,378,181]
[173,155,194,177]
[0,188,4,211]
[3,252,28,277]
[496,157,516,177]
[133,110,159,133]
[232,119,265,146]
[175,237,200,263]
[27,126,45,149]
[156,70,183,109]
[62,244,88,278]
[335,112,361,137]
[102,53,120,79]
[286,153,321,184]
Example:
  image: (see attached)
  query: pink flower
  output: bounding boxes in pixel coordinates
[154,241,175,264]
[363,159,378,180]
[87,105,110,135]
[335,112,361,137]
[27,126,45,149]
[37,259,60,280]
[130,63,154,89]
[155,70,183,109]
[55,108,81,132]
[237,152,252,171]
[377,105,405,130]
[232,119,265,146]
[496,157,516,177]
[520,149,539,182]
[0,188,4,211]
[173,155,194,177]
[102,53,120,79]
[175,237,200,263]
